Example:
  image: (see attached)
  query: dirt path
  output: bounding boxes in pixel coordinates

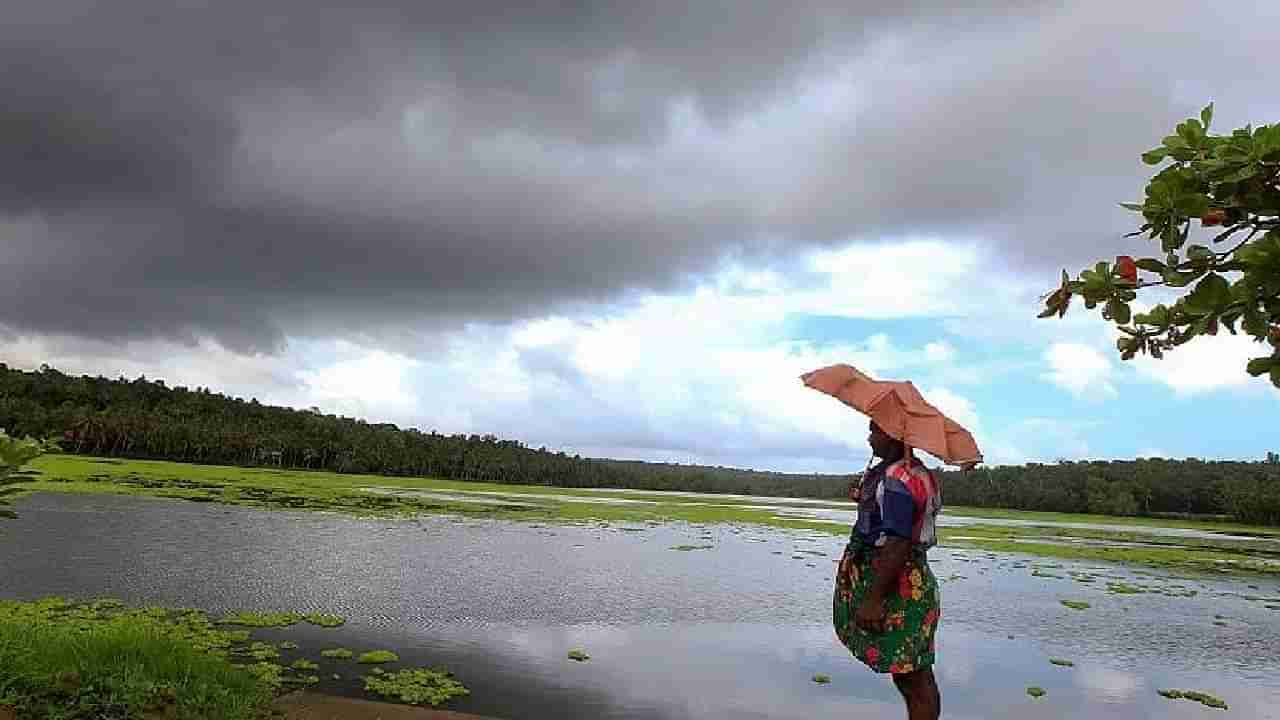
[274,691,501,720]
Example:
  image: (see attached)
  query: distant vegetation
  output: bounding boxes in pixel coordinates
[2,364,1278,525]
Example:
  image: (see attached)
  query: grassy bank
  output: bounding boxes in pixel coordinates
[0,598,471,719]
[8,455,1278,576]
[0,599,270,720]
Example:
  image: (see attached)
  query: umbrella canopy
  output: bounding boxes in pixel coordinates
[800,363,982,468]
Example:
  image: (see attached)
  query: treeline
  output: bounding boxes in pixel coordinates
[1,364,1278,524]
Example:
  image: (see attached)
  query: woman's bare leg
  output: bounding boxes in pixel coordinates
[891,669,940,720]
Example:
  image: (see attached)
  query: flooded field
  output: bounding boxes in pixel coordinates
[3,492,1279,719]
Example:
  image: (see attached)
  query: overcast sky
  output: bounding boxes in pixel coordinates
[3,1,1278,472]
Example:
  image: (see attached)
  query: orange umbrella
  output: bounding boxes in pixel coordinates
[800,363,982,468]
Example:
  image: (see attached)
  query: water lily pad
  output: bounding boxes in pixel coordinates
[321,648,354,659]
[279,641,299,650]
[1060,600,1091,611]
[291,659,319,671]
[1049,658,1074,667]
[1026,686,1046,699]
[812,674,831,684]
[567,649,590,662]
[670,544,713,551]
[357,650,400,664]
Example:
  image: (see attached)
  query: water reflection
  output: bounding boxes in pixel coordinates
[2,493,1279,719]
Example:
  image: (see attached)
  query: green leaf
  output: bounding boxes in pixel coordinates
[1174,193,1211,217]
[1247,357,1276,377]
[1118,202,1145,212]
[1242,305,1268,337]
[1224,164,1259,182]
[1201,102,1214,131]
[1163,269,1204,288]
[1186,245,1213,261]
[1271,366,1280,389]
[1187,273,1232,312]
[1141,148,1168,165]
[1134,258,1166,273]
[1177,119,1204,144]
[1105,299,1132,325]
[1134,307,1169,329]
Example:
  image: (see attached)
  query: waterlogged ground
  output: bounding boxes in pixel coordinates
[3,492,1279,719]
[11,455,1280,576]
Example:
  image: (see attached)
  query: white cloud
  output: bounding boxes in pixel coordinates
[1129,331,1276,396]
[1042,342,1116,398]
[295,343,422,421]
[924,341,956,364]
[0,239,1120,473]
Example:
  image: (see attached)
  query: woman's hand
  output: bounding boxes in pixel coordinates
[854,593,886,633]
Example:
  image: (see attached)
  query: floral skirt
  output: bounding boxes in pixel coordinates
[833,538,940,675]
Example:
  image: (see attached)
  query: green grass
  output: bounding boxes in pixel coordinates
[11,455,1280,576]
[0,597,452,717]
[0,600,270,720]
[940,505,1280,537]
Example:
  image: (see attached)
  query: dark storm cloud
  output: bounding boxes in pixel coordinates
[2,0,1276,351]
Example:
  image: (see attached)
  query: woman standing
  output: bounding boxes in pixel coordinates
[834,420,943,720]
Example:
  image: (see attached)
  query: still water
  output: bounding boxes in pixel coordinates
[2,493,1278,719]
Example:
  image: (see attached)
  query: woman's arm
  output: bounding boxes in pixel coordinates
[854,475,917,632]
[855,537,909,632]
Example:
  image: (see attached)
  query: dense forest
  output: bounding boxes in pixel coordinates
[2,364,1278,525]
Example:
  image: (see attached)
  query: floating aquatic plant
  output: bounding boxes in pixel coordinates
[812,674,831,684]
[304,613,345,628]
[320,648,354,659]
[356,650,400,664]
[567,649,590,662]
[1158,689,1227,710]
[243,642,280,661]
[1060,600,1091,610]
[1026,686,1046,698]
[363,667,470,707]
[1049,658,1074,667]
[219,611,304,628]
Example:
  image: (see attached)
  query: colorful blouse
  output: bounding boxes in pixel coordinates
[853,456,941,550]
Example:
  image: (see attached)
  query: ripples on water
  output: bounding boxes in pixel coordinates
[2,493,1279,719]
